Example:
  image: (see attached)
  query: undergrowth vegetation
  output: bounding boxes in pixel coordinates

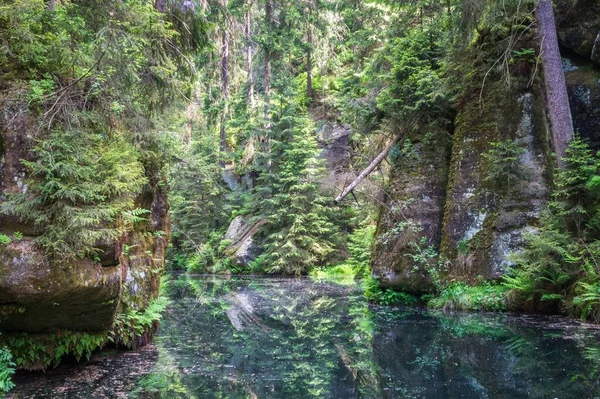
[0,331,106,371]
[109,296,170,349]
[0,345,15,395]
[0,0,202,259]
[503,138,600,320]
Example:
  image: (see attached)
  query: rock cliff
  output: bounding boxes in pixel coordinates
[372,2,600,292]
[0,92,169,354]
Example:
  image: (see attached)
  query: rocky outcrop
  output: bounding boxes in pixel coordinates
[372,43,554,290]
[372,128,452,292]
[555,0,600,64]
[0,93,169,335]
[223,216,264,267]
[440,80,550,282]
[371,3,600,291]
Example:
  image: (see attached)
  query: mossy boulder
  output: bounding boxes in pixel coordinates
[0,240,121,332]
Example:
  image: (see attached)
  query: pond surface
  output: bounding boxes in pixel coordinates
[9,274,600,398]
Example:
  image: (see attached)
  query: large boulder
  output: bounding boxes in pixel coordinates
[224,216,264,267]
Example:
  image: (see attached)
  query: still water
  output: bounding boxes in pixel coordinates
[9,274,600,398]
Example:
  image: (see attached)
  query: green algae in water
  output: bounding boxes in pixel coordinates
[9,274,600,398]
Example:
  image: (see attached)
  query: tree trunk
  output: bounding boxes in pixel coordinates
[47,0,56,11]
[307,25,314,102]
[334,131,406,204]
[264,0,273,129]
[245,7,255,109]
[220,0,230,166]
[306,1,314,102]
[537,0,574,165]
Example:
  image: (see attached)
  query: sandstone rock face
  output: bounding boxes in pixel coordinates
[371,128,451,293]
[555,0,600,64]
[0,241,121,332]
[224,216,264,267]
[372,9,600,292]
[0,94,169,333]
[564,63,600,150]
[440,82,550,282]
[317,121,351,172]
[372,71,552,290]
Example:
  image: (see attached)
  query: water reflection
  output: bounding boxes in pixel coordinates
[9,274,600,398]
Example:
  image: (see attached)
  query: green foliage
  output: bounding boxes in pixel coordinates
[0,0,205,260]
[251,97,342,275]
[483,139,527,194]
[504,138,600,319]
[377,29,446,125]
[2,130,146,259]
[0,235,11,246]
[363,277,418,306]
[428,281,508,311]
[1,331,105,370]
[109,296,169,348]
[0,345,15,395]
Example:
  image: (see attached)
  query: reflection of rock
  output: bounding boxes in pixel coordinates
[223,216,265,267]
[225,293,269,332]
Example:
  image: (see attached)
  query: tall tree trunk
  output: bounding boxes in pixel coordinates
[306,0,314,102]
[220,0,230,166]
[306,24,314,102]
[47,0,56,11]
[245,6,255,109]
[537,0,574,165]
[264,0,273,129]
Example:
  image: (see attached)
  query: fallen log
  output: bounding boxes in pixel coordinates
[334,130,406,204]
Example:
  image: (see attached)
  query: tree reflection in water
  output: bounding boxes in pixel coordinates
[9,274,600,398]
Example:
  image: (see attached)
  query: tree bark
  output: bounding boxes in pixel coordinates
[537,0,574,165]
[306,1,314,102]
[245,6,255,109]
[306,24,314,101]
[334,131,406,204]
[220,0,230,166]
[47,0,56,11]
[264,0,273,128]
